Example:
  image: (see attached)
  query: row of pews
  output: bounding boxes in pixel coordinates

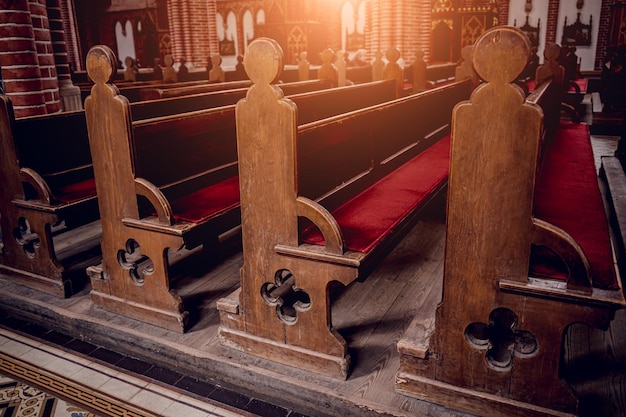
[0,27,624,417]
[74,48,458,103]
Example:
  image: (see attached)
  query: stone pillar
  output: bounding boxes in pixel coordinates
[46,0,81,110]
[0,0,48,117]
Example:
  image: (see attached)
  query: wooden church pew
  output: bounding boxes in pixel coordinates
[1,70,325,297]
[84,44,398,332]
[138,78,331,102]
[395,26,625,417]
[78,79,210,102]
[0,101,100,297]
[217,38,472,379]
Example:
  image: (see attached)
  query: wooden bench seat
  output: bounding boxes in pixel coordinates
[299,133,450,254]
[531,122,617,290]
[139,78,331,101]
[395,26,625,417]
[217,38,472,379]
[79,79,210,102]
[84,44,398,332]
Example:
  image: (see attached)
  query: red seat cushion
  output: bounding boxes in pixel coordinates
[302,135,450,253]
[526,78,587,93]
[531,122,617,290]
[169,175,240,223]
[53,178,97,203]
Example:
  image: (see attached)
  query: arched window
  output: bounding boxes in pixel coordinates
[216,13,225,41]
[115,20,136,68]
[342,1,365,51]
[257,9,266,25]
[226,11,238,56]
[216,13,233,56]
[341,2,355,51]
[243,10,254,49]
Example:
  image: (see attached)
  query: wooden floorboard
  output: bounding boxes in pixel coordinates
[0,218,464,417]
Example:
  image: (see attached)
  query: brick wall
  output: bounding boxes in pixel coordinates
[0,0,49,117]
[46,0,71,84]
[59,0,82,72]
[167,0,218,69]
[365,0,430,65]
[546,0,560,44]
[596,0,614,69]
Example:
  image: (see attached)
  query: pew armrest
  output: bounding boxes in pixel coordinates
[135,177,174,225]
[296,196,344,255]
[499,277,626,310]
[20,167,52,205]
[532,217,592,292]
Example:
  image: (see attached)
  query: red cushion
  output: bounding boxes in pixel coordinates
[169,176,240,223]
[53,178,97,203]
[302,135,450,253]
[531,122,617,290]
[526,78,587,93]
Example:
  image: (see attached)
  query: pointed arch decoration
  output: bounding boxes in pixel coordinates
[342,1,365,51]
[430,1,498,63]
[115,20,136,67]
[287,25,307,65]
[243,9,254,50]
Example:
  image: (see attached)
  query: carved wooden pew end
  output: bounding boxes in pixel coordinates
[395,26,625,417]
[218,38,471,379]
[85,45,246,332]
[0,91,101,297]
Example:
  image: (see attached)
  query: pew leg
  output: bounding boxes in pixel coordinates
[396,293,617,417]
[89,227,189,332]
[0,207,73,297]
[219,258,358,379]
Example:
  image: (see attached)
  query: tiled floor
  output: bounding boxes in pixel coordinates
[0,314,309,417]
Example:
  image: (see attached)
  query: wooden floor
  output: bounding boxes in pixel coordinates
[0,99,625,417]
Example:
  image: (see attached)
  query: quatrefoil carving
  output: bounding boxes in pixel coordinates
[261,269,311,324]
[13,217,40,258]
[117,239,154,286]
[465,307,538,371]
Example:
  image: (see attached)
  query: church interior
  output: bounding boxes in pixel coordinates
[1,1,626,416]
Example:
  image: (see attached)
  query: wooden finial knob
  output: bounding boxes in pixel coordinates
[472,26,530,84]
[244,37,283,86]
[543,43,561,62]
[86,45,117,85]
[320,48,335,65]
[460,45,473,62]
[385,47,401,63]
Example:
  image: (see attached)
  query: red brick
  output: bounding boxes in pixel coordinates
[13,105,48,118]
[8,91,46,106]
[4,78,44,92]
[0,51,39,66]
[0,10,33,25]
[0,38,37,52]
[1,65,41,80]
[0,24,34,38]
